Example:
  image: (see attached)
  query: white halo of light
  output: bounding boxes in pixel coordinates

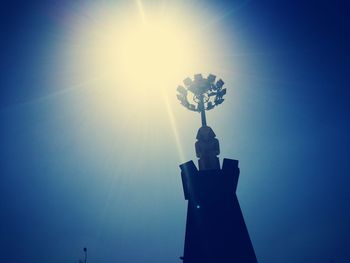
[59,1,233,164]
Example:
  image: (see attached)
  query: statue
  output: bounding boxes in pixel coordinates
[195,126,220,170]
[177,73,226,170]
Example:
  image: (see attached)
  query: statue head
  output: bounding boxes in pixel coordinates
[196,126,216,142]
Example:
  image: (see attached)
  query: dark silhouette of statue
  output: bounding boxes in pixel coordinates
[195,126,220,170]
[177,74,258,263]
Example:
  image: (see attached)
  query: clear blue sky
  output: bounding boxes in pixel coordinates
[1,1,349,262]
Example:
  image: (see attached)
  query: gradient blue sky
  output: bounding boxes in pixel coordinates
[1,1,350,262]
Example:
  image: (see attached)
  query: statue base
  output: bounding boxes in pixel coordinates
[179,158,258,263]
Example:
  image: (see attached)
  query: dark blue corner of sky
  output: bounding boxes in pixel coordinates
[1,1,350,263]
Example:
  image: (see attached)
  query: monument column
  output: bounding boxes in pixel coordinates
[176,74,258,263]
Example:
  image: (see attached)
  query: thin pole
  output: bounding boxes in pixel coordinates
[201,109,207,127]
[199,96,207,127]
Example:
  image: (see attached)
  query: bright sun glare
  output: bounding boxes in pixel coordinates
[60,1,230,160]
[118,20,189,90]
[70,3,214,96]
[63,1,226,129]
[77,9,201,103]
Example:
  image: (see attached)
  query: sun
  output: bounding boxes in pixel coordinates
[73,10,200,106]
[117,19,190,92]
[58,1,232,162]
[62,1,227,127]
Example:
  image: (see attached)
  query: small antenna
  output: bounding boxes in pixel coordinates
[79,247,87,263]
[83,247,87,263]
